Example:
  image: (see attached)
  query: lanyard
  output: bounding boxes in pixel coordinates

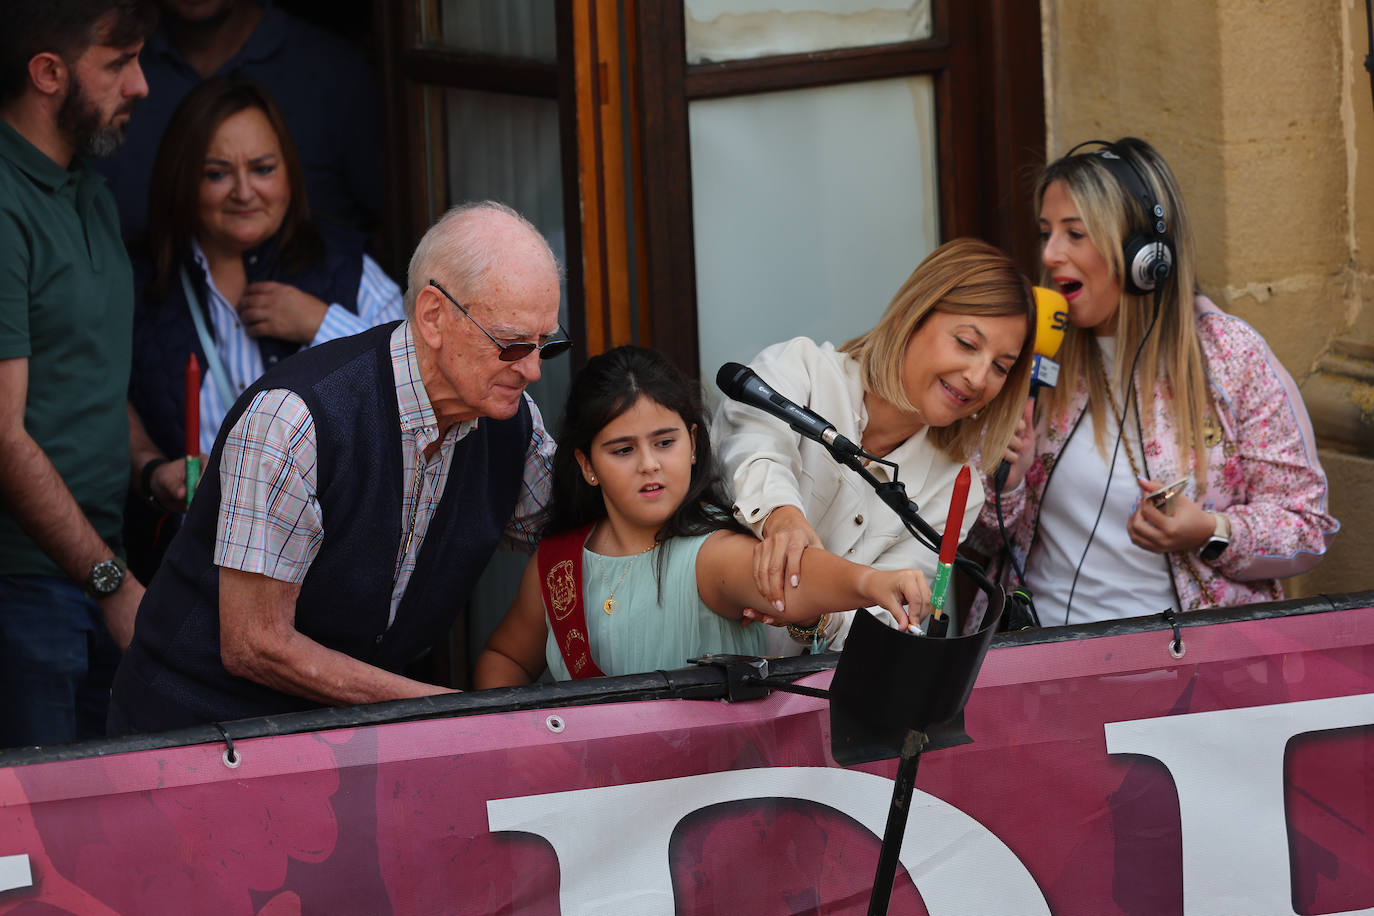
[181,265,237,409]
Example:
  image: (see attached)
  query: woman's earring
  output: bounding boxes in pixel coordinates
[690,454,696,465]
[969,410,982,421]
[588,474,598,485]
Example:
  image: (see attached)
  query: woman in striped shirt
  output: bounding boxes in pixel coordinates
[125,77,403,578]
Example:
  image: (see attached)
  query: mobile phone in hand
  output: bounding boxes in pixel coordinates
[1147,476,1190,514]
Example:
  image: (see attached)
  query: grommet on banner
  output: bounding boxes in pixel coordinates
[545,714,565,734]
[1162,608,1185,659]
[214,722,241,769]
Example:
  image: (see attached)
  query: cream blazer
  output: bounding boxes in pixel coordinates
[711,337,985,653]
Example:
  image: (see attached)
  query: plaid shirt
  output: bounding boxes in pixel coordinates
[214,322,554,626]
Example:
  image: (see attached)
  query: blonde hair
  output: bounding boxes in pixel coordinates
[840,237,1035,466]
[1035,137,1210,482]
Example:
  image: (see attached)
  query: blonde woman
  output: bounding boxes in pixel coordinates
[711,238,1035,653]
[967,137,1338,629]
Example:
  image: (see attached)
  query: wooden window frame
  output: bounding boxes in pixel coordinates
[372,1,587,358]
[373,1,1044,374]
[634,0,1046,375]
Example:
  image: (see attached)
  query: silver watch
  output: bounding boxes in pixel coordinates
[1197,512,1231,562]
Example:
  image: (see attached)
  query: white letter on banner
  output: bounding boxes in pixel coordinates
[0,855,32,892]
[487,765,1048,915]
[1105,693,1374,916]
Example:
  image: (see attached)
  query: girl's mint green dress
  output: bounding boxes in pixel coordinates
[544,533,766,680]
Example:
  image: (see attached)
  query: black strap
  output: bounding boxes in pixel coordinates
[140,456,171,507]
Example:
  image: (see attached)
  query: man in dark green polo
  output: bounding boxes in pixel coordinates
[0,0,156,748]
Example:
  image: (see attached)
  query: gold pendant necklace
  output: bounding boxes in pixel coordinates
[595,542,656,614]
[393,455,428,586]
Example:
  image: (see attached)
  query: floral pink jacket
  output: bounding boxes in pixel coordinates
[966,295,1338,631]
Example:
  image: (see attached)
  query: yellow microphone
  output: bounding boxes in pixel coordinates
[992,286,1067,492]
[1030,285,1067,391]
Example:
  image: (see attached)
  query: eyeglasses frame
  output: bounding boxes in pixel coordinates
[428,279,572,361]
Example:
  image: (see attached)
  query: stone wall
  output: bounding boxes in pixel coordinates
[1042,0,1372,596]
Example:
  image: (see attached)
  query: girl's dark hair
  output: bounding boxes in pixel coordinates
[546,346,745,554]
[146,77,322,300]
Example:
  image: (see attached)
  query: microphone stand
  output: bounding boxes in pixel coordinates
[817,437,1001,603]
[811,436,1004,916]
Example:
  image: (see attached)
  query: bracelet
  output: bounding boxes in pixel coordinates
[139,456,170,507]
[786,614,829,643]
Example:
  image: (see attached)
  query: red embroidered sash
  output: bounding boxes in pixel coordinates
[536,522,606,680]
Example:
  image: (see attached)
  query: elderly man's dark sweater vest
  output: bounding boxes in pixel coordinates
[111,322,533,732]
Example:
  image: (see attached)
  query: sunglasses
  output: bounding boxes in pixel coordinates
[430,279,573,361]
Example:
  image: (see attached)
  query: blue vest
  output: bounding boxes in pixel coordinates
[111,322,534,731]
[127,224,365,460]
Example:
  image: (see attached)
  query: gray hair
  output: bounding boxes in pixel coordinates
[403,200,561,319]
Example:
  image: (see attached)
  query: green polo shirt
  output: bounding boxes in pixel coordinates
[0,119,133,576]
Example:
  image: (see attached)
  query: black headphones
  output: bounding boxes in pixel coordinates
[1065,140,1175,296]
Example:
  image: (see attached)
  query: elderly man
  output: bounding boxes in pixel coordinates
[109,202,567,733]
[0,0,155,748]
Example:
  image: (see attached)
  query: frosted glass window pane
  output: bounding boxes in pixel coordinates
[436,89,568,426]
[420,0,557,62]
[437,87,568,657]
[443,89,565,259]
[685,0,931,63]
[690,77,938,384]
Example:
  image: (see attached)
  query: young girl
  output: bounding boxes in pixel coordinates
[475,346,931,687]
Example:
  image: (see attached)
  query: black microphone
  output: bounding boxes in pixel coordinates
[716,362,864,458]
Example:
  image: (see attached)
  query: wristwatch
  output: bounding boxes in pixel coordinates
[1198,512,1231,562]
[85,556,127,598]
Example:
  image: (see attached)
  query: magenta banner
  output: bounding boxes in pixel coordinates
[2,604,1372,915]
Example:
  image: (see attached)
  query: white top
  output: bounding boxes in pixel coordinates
[711,336,985,652]
[1023,337,1177,625]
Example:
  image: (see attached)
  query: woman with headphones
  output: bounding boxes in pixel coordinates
[965,137,1338,630]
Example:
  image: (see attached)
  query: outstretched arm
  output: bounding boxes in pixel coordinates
[211,387,458,701]
[696,530,929,630]
[219,567,455,704]
[475,557,550,688]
